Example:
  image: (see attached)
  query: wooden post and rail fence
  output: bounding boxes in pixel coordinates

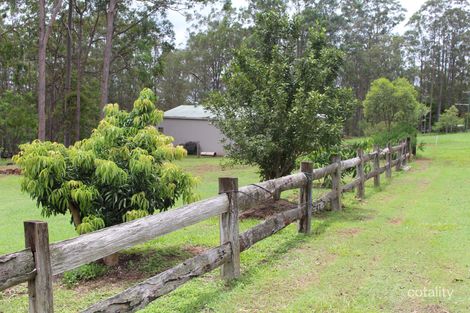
[0,137,413,312]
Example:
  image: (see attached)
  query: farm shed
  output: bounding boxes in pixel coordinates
[158,105,226,156]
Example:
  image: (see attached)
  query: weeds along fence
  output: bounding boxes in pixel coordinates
[0,138,412,313]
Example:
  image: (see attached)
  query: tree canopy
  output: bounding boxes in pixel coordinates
[364,77,426,131]
[205,9,354,180]
[434,105,463,133]
[14,89,197,233]
[1,0,469,155]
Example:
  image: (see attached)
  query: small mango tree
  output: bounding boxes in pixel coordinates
[14,88,198,235]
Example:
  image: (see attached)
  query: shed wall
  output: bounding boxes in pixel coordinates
[159,119,226,156]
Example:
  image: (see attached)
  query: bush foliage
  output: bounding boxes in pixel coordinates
[14,88,198,232]
[363,77,428,149]
[205,10,354,180]
[62,263,108,288]
[304,139,372,187]
[434,105,464,133]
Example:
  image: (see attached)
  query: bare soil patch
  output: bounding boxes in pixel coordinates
[184,245,207,255]
[61,245,207,292]
[389,217,403,225]
[336,227,362,237]
[0,165,21,175]
[422,304,451,313]
[411,158,432,173]
[190,164,221,175]
[394,297,451,313]
[239,199,297,220]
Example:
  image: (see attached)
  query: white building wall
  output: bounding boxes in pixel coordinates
[159,118,226,156]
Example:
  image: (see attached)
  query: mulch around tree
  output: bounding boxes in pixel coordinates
[0,166,21,175]
[239,199,297,220]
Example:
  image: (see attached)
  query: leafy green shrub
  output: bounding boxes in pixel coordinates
[62,263,108,288]
[76,216,106,235]
[205,10,354,181]
[363,77,427,152]
[303,139,372,187]
[14,88,198,233]
[369,123,416,146]
[434,105,464,133]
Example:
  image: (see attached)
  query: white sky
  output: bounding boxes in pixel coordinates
[168,0,428,48]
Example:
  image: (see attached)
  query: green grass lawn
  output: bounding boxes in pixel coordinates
[2,133,470,312]
[0,158,10,166]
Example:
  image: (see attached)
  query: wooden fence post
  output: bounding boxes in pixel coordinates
[406,136,412,162]
[373,145,380,188]
[218,177,240,280]
[330,155,342,211]
[402,139,408,167]
[24,221,54,313]
[386,142,392,178]
[356,148,365,199]
[298,161,313,234]
[396,141,403,171]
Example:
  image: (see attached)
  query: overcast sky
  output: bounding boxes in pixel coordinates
[168,0,428,47]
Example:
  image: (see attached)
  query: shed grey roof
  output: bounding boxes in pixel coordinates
[163,105,215,120]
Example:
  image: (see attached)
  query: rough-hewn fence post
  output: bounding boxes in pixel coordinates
[1,138,416,313]
[396,141,403,171]
[386,142,392,178]
[218,177,240,280]
[407,136,413,161]
[402,139,408,167]
[298,161,313,234]
[373,145,380,188]
[356,148,365,199]
[330,155,342,211]
[396,140,405,171]
[24,221,54,313]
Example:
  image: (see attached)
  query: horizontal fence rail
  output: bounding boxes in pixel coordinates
[0,138,413,313]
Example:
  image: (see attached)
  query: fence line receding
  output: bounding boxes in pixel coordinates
[0,137,413,313]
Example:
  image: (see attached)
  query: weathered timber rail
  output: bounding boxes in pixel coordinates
[0,138,413,312]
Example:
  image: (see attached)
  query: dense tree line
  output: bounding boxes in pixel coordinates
[157,0,469,135]
[0,0,196,154]
[0,0,469,156]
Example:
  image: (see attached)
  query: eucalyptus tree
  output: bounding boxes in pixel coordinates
[155,3,246,108]
[98,0,212,115]
[38,0,64,140]
[0,1,38,155]
[336,0,406,135]
[406,0,470,129]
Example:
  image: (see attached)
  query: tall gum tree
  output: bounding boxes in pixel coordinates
[38,0,63,140]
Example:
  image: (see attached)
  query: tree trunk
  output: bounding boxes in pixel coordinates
[68,202,82,227]
[37,0,63,141]
[75,9,84,142]
[74,2,99,142]
[99,0,118,117]
[64,0,73,146]
[38,0,47,141]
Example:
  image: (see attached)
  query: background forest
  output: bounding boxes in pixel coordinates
[0,0,469,156]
